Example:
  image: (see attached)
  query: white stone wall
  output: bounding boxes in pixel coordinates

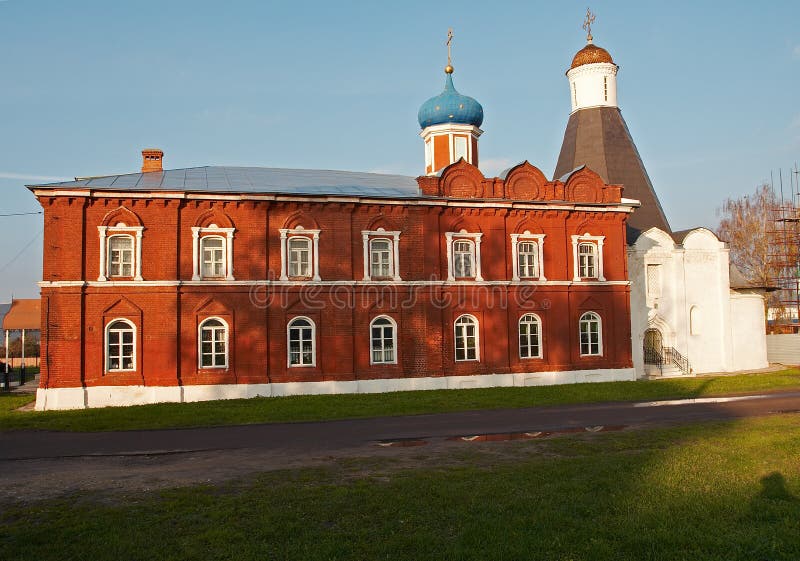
[682,229,731,373]
[730,292,769,370]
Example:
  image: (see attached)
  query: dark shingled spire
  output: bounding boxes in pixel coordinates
[554,106,671,244]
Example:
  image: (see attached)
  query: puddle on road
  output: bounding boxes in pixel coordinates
[374,439,428,448]
[372,425,628,447]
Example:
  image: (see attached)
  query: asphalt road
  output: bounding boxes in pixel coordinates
[3,390,800,461]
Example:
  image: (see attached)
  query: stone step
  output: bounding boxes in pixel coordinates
[644,364,690,379]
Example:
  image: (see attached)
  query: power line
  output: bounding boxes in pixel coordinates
[0,211,42,217]
[0,229,43,273]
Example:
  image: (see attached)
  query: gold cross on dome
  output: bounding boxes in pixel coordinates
[583,8,596,43]
[446,28,454,66]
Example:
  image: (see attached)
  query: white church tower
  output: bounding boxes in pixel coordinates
[555,10,770,378]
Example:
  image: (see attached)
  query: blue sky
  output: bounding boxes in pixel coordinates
[1,0,799,300]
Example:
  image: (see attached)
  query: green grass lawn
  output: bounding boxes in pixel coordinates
[1,413,798,560]
[1,368,799,432]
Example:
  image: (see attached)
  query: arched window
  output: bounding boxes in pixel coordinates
[453,240,475,278]
[446,231,483,281]
[362,229,401,281]
[579,312,602,356]
[571,234,605,282]
[578,242,597,278]
[518,313,542,359]
[369,239,393,278]
[454,314,479,362]
[97,220,143,282]
[192,224,235,281]
[200,236,226,278]
[511,232,546,281]
[517,241,539,279]
[288,237,312,278]
[370,316,397,364]
[106,319,135,371]
[107,235,134,277]
[280,226,321,281]
[199,318,228,368]
[288,317,315,367]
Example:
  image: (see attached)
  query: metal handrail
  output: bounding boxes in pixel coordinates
[663,346,691,375]
[643,345,692,376]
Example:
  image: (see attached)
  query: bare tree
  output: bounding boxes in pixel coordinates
[717,183,800,329]
[716,184,775,286]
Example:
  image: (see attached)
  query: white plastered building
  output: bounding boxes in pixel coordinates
[629,228,768,376]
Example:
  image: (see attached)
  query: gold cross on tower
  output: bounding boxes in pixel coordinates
[583,8,596,43]
[445,28,454,73]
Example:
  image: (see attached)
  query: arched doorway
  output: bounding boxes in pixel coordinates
[643,329,663,365]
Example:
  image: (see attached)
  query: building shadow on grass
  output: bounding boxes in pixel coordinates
[755,472,799,503]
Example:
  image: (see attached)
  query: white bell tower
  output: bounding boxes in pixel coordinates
[566,9,618,113]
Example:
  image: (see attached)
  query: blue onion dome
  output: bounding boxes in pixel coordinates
[418,71,484,129]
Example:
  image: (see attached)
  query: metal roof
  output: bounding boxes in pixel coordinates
[28,166,421,199]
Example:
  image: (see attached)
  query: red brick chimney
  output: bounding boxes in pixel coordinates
[141,148,164,173]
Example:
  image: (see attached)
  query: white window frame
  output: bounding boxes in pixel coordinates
[287,316,316,367]
[571,233,606,281]
[107,234,135,278]
[518,313,543,359]
[578,242,597,278]
[97,224,143,281]
[579,311,603,357]
[105,318,136,372]
[446,231,483,281]
[453,240,475,278]
[287,236,313,278]
[280,227,321,281]
[192,225,235,281]
[362,229,401,281]
[198,317,229,369]
[511,232,546,281]
[200,235,226,279]
[370,315,398,365]
[454,314,480,362]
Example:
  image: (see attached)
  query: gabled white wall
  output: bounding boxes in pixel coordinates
[681,229,730,373]
[629,227,768,378]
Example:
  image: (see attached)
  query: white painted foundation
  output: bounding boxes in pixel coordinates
[35,367,636,410]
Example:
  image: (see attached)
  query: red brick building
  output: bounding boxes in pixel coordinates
[29,67,637,410]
